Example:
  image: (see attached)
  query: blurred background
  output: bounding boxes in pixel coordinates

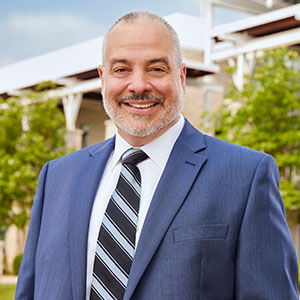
[0,1,300,298]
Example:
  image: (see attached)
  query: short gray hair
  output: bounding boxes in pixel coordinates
[102,11,182,68]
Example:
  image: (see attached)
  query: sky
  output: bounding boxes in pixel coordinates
[0,0,250,67]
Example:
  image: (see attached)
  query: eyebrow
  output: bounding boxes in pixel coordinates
[148,58,170,68]
[110,59,129,68]
[109,58,171,69]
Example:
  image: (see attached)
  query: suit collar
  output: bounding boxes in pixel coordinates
[177,118,206,153]
[68,137,115,299]
[88,136,115,157]
[124,120,207,299]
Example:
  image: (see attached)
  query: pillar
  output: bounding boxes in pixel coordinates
[104,119,116,140]
[62,93,83,150]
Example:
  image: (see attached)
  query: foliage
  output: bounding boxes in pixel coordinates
[12,253,23,275]
[212,48,300,210]
[0,90,67,230]
[0,284,16,300]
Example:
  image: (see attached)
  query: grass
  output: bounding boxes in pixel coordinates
[0,284,16,300]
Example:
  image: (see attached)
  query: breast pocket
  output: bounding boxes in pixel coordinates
[173,224,228,243]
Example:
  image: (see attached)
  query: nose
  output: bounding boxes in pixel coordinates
[127,70,151,94]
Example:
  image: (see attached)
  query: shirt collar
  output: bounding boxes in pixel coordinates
[110,114,185,170]
[141,115,184,169]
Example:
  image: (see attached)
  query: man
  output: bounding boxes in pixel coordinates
[15,11,298,300]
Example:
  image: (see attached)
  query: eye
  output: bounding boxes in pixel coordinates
[114,68,127,73]
[151,67,165,73]
[112,67,130,77]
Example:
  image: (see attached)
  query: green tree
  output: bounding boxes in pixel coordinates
[212,47,300,210]
[0,89,67,230]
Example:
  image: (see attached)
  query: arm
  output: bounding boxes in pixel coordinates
[15,163,49,300]
[235,154,298,299]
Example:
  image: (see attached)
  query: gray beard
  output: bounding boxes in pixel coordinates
[102,91,184,138]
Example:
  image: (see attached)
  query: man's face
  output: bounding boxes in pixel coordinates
[99,19,186,146]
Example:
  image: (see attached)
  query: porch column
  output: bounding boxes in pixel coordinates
[104,119,116,140]
[62,93,83,150]
[199,0,213,65]
[228,52,255,91]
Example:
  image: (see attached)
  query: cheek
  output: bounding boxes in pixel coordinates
[104,79,127,99]
[163,84,181,101]
[152,81,175,97]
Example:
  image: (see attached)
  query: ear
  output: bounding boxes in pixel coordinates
[98,65,104,87]
[180,63,187,93]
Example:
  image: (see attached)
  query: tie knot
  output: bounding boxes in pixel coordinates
[122,148,148,165]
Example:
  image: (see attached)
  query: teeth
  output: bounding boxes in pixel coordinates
[128,103,156,108]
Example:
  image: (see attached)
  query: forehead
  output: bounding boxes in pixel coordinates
[105,19,175,62]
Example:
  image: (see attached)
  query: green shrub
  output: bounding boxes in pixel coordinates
[13,253,23,275]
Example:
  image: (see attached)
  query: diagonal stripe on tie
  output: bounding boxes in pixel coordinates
[116,177,140,213]
[90,148,148,300]
[105,199,136,244]
[98,227,133,274]
[102,215,135,257]
[111,192,138,225]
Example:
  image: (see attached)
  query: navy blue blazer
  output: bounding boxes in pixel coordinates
[15,120,298,299]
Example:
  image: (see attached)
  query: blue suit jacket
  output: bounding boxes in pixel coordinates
[15,120,298,299]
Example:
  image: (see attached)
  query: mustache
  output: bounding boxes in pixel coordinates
[117,93,165,105]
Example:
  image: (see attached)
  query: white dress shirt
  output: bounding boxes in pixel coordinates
[86,115,184,299]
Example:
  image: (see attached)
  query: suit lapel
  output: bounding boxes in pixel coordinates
[68,137,115,300]
[124,121,207,300]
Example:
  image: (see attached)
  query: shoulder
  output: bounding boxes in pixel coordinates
[181,120,274,170]
[205,135,280,181]
[204,134,263,158]
[47,136,115,168]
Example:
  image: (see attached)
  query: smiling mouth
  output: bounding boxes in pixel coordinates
[125,103,157,108]
[117,93,165,108]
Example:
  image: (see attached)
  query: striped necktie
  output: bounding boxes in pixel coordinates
[90,148,148,300]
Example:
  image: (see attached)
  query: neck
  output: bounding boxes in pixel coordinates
[118,117,180,147]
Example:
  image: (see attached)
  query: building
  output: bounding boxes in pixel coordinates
[1,1,300,273]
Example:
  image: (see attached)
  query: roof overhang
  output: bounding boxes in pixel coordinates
[0,37,103,95]
[185,59,220,77]
[211,3,300,37]
[209,0,290,14]
[210,3,300,61]
[212,27,300,61]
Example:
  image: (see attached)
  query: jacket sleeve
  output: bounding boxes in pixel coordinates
[235,154,299,299]
[15,163,49,300]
